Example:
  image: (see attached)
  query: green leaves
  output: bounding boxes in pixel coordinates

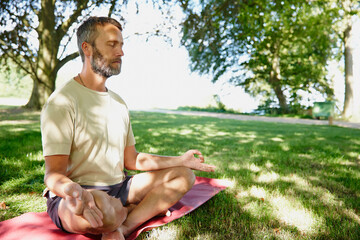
[180,0,338,112]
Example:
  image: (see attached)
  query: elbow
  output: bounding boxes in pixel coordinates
[124,162,136,171]
[124,158,138,171]
[43,172,51,187]
[124,150,140,170]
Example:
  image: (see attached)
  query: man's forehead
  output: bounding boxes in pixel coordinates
[95,23,123,42]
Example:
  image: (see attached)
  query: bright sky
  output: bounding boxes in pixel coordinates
[57,2,260,112]
[57,2,360,113]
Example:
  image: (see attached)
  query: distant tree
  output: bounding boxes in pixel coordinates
[0,61,32,99]
[0,0,126,110]
[179,0,336,113]
[334,0,360,120]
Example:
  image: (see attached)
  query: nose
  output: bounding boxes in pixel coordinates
[118,46,124,57]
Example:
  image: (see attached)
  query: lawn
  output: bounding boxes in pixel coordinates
[0,107,359,239]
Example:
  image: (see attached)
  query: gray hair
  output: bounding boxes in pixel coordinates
[77,16,123,62]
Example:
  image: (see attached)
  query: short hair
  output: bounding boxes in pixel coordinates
[76,16,123,62]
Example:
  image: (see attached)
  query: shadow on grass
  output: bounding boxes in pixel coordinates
[1,109,359,239]
[0,108,44,195]
[132,111,360,239]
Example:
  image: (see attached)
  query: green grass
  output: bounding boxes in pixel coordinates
[1,107,359,239]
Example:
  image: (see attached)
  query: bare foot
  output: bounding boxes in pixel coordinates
[157,209,171,217]
[101,228,125,240]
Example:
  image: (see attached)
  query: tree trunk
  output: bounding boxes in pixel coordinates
[24,0,57,110]
[342,17,354,119]
[25,75,55,109]
[269,45,289,113]
[341,0,360,121]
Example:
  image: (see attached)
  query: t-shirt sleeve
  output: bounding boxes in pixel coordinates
[126,121,136,147]
[41,103,74,156]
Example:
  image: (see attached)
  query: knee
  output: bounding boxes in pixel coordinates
[175,167,195,192]
[90,191,127,233]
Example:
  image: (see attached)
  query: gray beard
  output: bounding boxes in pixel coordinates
[91,46,121,78]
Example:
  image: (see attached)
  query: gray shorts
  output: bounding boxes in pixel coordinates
[45,176,132,233]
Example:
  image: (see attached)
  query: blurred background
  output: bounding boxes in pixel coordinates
[1,0,360,120]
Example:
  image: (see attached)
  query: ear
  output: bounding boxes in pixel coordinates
[81,42,92,58]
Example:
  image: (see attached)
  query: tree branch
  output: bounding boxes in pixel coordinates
[53,51,79,75]
[0,43,33,77]
[108,0,118,17]
[56,0,90,40]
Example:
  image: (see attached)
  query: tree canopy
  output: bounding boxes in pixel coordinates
[180,0,338,113]
[0,0,126,109]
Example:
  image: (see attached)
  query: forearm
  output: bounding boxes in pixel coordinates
[44,172,76,198]
[133,152,183,171]
[124,146,215,172]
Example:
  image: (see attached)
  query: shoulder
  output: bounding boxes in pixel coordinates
[108,90,128,107]
[43,80,78,112]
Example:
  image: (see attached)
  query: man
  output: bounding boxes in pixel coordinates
[41,16,215,240]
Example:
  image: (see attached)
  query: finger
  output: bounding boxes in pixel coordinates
[190,149,205,162]
[89,208,103,227]
[90,209,103,227]
[86,193,104,220]
[197,163,216,172]
[89,204,104,220]
[74,197,84,215]
[84,208,103,228]
[197,153,205,162]
[190,149,202,156]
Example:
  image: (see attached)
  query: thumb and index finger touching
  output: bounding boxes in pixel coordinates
[63,182,104,227]
[187,149,216,172]
[64,182,83,199]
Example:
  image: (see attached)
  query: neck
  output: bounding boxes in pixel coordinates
[77,67,107,92]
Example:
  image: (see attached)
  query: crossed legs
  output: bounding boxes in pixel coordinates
[57,166,195,239]
[120,166,195,236]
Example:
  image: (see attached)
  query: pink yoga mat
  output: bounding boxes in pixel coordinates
[0,176,228,240]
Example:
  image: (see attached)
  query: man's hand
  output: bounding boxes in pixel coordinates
[180,149,216,172]
[63,182,104,228]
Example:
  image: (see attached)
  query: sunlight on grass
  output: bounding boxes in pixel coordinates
[2,177,28,190]
[148,146,160,154]
[239,185,323,235]
[282,174,338,206]
[228,162,241,171]
[0,120,37,125]
[339,160,358,166]
[256,171,280,183]
[0,194,46,221]
[343,209,360,225]
[194,233,218,239]
[236,170,360,236]
[271,137,284,142]
[344,151,359,159]
[236,131,257,144]
[249,186,267,199]
[248,163,262,173]
[8,127,27,132]
[269,195,323,234]
[2,110,360,239]
[297,153,313,160]
[265,161,273,168]
[280,142,291,151]
[26,151,43,161]
[144,225,180,240]
[219,178,236,189]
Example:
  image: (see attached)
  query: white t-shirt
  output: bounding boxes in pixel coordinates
[41,79,135,186]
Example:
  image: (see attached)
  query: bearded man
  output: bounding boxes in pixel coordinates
[41,16,215,240]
